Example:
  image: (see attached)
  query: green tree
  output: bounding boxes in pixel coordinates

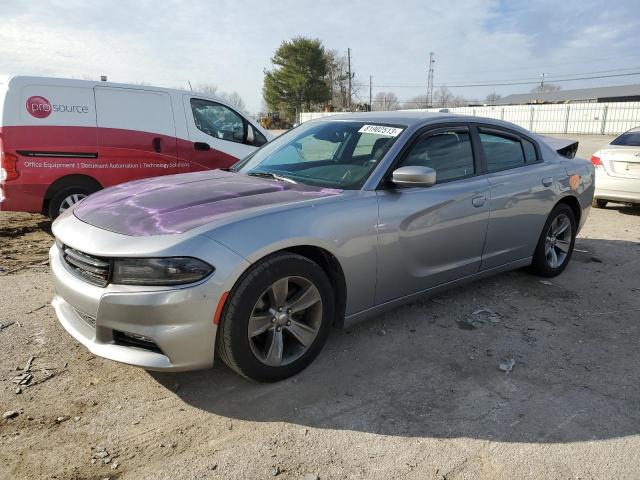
[263,37,331,121]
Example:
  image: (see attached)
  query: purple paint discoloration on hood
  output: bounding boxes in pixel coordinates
[74,170,342,236]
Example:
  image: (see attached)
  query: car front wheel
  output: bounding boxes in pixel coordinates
[216,252,334,382]
[529,203,577,277]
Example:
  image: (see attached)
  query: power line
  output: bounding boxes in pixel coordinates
[374,66,640,88]
[374,71,640,89]
[417,53,640,78]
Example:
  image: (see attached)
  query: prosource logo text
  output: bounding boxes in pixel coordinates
[26,96,89,119]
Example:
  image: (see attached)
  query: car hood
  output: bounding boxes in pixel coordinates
[73,170,343,236]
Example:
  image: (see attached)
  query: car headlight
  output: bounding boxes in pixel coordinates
[111,257,214,286]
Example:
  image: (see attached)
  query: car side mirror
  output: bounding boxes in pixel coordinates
[391,166,436,187]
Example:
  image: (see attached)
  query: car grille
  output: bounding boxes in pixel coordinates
[60,244,111,287]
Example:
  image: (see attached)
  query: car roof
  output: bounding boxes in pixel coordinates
[318,111,540,137]
[320,111,463,126]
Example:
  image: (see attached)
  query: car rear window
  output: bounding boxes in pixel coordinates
[611,132,640,146]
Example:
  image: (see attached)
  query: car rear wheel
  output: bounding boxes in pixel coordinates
[592,198,608,209]
[216,252,333,382]
[48,186,98,219]
[529,203,577,277]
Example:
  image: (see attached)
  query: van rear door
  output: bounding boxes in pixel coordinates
[94,87,178,185]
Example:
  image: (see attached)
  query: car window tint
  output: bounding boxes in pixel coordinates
[480,132,525,172]
[191,98,245,143]
[400,131,475,182]
[611,132,640,146]
[523,139,537,163]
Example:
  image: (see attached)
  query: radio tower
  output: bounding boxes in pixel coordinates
[427,52,435,108]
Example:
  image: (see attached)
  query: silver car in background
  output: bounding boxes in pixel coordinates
[50,112,594,382]
[591,126,640,208]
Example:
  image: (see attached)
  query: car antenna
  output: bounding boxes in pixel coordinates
[187,80,193,91]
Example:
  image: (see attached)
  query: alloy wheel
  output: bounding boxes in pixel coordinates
[247,276,323,367]
[59,193,87,214]
[544,213,572,268]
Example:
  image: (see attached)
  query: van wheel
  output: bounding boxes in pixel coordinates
[592,198,607,209]
[48,186,97,219]
[216,252,333,382]
[528,204,577,278]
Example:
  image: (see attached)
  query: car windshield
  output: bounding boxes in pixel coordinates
[233,120,406,189]
[611,131,640,146]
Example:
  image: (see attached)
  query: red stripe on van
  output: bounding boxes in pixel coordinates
[0,125,241,213]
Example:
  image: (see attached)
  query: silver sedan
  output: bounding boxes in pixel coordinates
[591,126,640,208]
[50,112,595,381]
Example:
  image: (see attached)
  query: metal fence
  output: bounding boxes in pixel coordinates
[300,102,640,135]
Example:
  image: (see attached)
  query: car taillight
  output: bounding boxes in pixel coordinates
[0,152,20,181]
[590,155,603,169]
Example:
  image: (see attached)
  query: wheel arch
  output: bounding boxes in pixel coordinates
[284,245,347,328]
[42,174,103,213]
[555,194,581,227]
[231,243,348,328]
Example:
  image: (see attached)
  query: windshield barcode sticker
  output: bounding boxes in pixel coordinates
[358,125,403,137]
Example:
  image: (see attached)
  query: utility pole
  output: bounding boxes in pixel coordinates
[427,52,435,107]
[347,48,352,111]
[540,72,545,91]
[369,75,372,111]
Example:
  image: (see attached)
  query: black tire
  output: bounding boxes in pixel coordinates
[529,203,577,278]
[48,185,98,219]
[592,198,608,209]
[216,252,334,382]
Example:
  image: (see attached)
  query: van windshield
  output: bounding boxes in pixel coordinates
[233,121,405,189]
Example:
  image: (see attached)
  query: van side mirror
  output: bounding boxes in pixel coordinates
[391,166,436,187]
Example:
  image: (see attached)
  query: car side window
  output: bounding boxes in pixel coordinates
[191,98,245,144]
[479,131,526,172]
[399,130,475,182]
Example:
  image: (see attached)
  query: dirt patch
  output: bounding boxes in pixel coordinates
[0,212,52,274]
[1,205,640,479]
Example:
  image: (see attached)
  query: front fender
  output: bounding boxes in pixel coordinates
[203,192,379,316]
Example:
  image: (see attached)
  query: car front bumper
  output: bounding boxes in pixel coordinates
[50,243,222,371]
[49,212,251,371]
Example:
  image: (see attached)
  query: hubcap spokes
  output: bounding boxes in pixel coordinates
[248,276,322,367]
[59,193,87,213]
[544,214,572,268]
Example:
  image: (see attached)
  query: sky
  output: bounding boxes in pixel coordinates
[1,0,639,114]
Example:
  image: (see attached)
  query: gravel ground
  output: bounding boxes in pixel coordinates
[2,134,640,480]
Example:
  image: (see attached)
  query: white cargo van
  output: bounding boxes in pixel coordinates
[0,76,272,217]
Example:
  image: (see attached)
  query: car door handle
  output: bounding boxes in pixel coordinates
[194,142,211,151]
[472,195,487,207]
[542,177,553,187]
